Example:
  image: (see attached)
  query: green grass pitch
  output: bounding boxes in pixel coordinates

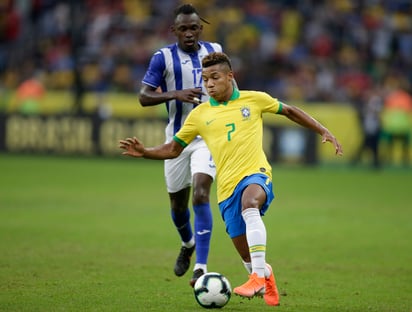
[0,154,411,311]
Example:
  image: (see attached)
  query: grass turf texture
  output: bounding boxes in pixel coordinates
[0,154,411,312]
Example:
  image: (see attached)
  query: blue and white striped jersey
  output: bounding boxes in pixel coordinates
[142,41,222,141]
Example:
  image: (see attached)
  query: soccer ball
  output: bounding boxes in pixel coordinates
[193,272,231,309]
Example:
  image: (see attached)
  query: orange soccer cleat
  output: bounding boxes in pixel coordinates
[264,264,280,306]
[234,273,266,298]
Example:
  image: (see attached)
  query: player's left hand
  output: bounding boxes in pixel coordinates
[119,137,145,158]
[322,132,343,156]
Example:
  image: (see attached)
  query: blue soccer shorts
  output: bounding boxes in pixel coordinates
[218,173,275,238]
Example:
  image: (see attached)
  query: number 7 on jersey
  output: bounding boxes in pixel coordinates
[226,123,235,141]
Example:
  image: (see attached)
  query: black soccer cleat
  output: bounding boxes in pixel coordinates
[174,245,195,277]
[189,268,205,288]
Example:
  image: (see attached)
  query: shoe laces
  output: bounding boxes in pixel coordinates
[265,276,275,293]
[245,273,265,289]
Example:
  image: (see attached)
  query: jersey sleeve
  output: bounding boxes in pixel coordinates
[141,50,165,88]
[201,41,223,54]
[173,109,200,147]
[258,91,282,114]
[213,42,223,52]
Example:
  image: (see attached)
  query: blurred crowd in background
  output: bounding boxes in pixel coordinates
[1,0,411,100]
[1,0,411,166]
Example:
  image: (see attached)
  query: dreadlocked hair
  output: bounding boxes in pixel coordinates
[174,3,210,24]
[174,3,197,16]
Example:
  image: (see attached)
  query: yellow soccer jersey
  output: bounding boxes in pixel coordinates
[174,89,282,203]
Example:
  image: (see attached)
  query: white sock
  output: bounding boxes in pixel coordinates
[242,208,267,278]
[194,263,207,272]
[183,237,195,248]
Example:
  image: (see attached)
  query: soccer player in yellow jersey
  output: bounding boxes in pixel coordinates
[120,52,343,307]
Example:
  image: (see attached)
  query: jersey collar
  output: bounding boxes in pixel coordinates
[210,88,240,106]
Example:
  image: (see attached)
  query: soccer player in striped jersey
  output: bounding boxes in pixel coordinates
[138,4,222,286]
[123,52,343,306]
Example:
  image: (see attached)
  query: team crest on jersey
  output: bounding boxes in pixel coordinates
[240,106,251,120]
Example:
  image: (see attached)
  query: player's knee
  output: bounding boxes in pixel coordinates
[171,205,189,213]
[241,185,266,209]
[192,180,211,205]
[241,197,260,210]
[192,187,210,205]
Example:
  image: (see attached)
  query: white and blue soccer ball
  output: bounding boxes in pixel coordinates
[193,272,231,309]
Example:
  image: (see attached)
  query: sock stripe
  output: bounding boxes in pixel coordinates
[249,244,266,253]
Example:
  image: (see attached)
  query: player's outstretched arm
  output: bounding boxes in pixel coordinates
[279,103,343,156]
[119,137,184,160]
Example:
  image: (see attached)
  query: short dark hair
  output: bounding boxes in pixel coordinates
[202,52,232,70]
[174,3,210,24]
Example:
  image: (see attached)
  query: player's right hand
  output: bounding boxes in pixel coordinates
[176,87,205,104]
[119,137,145,158]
